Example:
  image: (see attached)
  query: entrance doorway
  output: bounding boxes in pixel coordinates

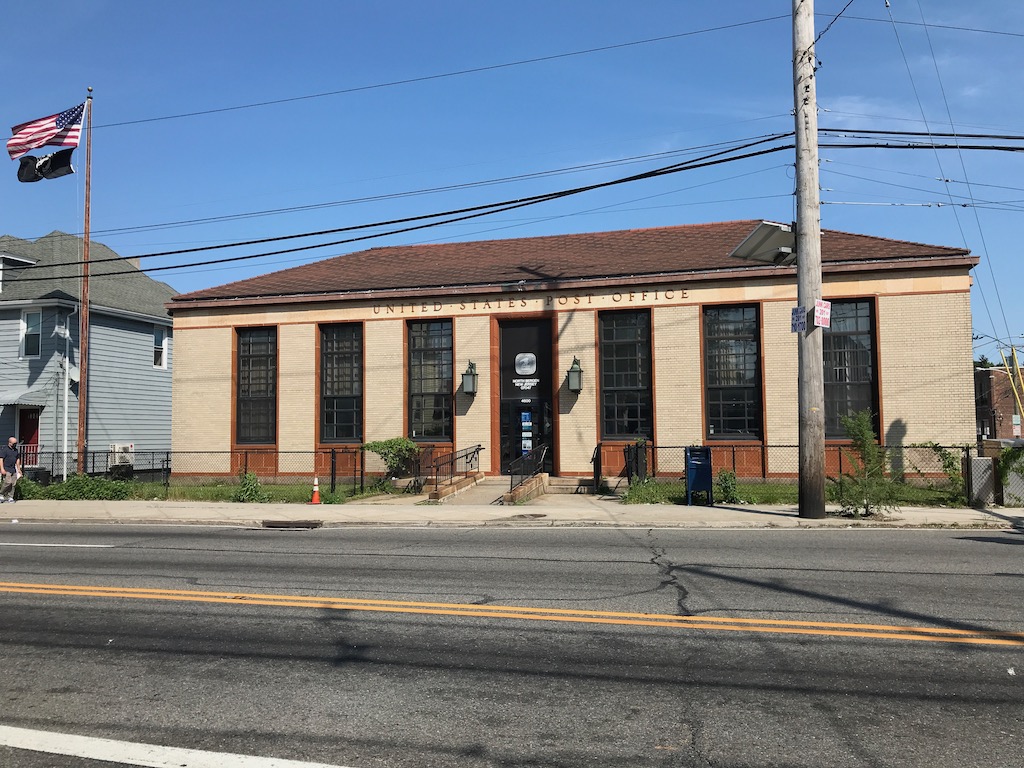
[498,319,554,474]
[18,408,40,467]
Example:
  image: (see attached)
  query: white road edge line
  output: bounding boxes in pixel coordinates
[0,724,357,768]
[0,543,114,547]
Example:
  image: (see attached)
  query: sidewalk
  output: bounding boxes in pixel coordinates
[0,491,1020,529]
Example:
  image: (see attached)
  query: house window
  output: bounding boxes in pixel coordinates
[704,305,761,439]
[408,320,453,440]
[236,327,277,445]
[824,300,878,438]
[599,310,652,439]
[153,326,168,368]
[21,310,41,358]
[320,324,362,442]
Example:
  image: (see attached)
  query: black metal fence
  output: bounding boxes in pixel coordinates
[23,445,499,496]
[25,448,373,493]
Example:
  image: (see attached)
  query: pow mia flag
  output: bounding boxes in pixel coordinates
[17,147,75,182]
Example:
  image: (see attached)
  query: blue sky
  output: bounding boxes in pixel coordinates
[2,1,1022,359]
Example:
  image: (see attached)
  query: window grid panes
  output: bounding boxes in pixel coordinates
[153,327,166,368]
[408,320,453,440]
[704,305,761,439]
[23,311,41,357]
[599,311,652,439]
[236,327,277,444]
[824,300,877,438]
[321,324,363,442]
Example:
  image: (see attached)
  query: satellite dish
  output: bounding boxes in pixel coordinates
[68,366,80,383]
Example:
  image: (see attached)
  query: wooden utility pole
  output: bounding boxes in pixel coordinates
[793,0,826,518]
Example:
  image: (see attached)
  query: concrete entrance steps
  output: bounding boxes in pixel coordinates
[439,476,594,505]
[545,477,595,495]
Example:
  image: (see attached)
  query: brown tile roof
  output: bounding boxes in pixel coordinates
[171,219,971,306]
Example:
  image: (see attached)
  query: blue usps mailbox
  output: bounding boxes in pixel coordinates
[685,446,714,506]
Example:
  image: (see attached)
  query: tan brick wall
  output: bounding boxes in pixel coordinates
[762,300,799,446]
[652,305,702,445]
[171,326,232,472]
[277,324,316,470]
[363,320,405,475]
[878,292,974,444]
[170,270,976,475]
[556,310,597,474]
[454,315,491,458]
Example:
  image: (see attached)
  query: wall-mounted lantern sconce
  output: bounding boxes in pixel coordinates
[462,361,478,396]
[566,356,583,394]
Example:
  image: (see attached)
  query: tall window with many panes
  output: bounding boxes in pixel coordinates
[704,305,762,440]
[824,300,877,437]
[236,327,277,444]
[599,310,652,439]
[408,320,453,440]
[320,324,363,442]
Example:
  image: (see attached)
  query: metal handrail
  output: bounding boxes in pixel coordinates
[508,445,548,492]
[431,444,484,492]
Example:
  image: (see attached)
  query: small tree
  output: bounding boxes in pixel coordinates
[833,410,900,517]
[363,438,421,478]
[995,445,1024,505]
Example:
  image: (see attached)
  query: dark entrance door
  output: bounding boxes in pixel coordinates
[498,320,554,474]
[18,408,40,467]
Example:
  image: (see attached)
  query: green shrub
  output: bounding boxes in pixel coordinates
[29,474,134,501]
[923,442,966,505]
[363,438,421,478]
[232,472,271,503]
[714,470,740,504]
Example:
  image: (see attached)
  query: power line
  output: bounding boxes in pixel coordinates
[9,141,797,284]
[839,14,1024,39]
[813,0,857,46]
[13,135,1021,285]
[18,136,794,273]
[93,17,790,130]
[51,134,789,240]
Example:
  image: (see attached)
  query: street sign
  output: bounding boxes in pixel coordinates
[791,306,806,333]
[813,299,831,328]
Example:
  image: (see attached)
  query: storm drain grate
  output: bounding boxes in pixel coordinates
[261,520,324,529]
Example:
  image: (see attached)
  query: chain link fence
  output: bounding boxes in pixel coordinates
[615,442,977,498]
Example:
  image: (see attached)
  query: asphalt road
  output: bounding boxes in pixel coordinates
[0,523,1021,767]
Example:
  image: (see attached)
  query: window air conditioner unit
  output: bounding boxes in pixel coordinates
[108,443,135,466]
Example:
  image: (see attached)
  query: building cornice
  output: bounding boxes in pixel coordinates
[167,254,979,314]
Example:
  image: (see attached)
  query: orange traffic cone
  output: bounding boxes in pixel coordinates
[309,476,322,505]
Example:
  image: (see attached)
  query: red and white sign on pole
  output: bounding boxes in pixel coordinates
[813,299,831,328]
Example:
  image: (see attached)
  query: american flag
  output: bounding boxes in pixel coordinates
[7,102,86,160]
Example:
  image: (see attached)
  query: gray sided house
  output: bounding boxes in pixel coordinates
[0,232,176,477]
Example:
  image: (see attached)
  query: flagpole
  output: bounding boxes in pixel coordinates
[76,88,92,476]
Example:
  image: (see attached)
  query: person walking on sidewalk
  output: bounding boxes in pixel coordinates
[0,437,22,503]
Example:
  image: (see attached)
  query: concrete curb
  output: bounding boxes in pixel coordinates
[1,516,1014,530]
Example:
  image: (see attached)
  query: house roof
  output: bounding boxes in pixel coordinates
[0,231,176,319]
[170,219,974,308]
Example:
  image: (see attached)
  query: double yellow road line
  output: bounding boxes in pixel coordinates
[2,580,1022,646]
